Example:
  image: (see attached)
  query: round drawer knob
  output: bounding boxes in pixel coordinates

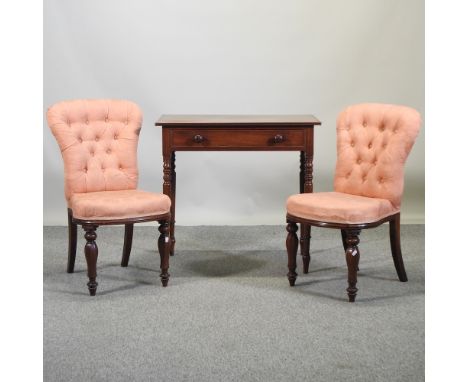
[193,134,204,143]
[273,134,284,143]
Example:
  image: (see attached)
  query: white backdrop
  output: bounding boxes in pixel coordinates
[43,0,424,225]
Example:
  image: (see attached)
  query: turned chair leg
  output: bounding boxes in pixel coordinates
[341,229,359,271]
[83,224,99,296]
[67,209,77,273]
[286,221,299,286]
[389,213,408,282]
[158,220,171,287]
[300,224,311,274]
[344,229,361,302]
[121,223,134,267]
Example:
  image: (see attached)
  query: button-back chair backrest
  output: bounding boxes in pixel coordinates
[47,99,142,202]
[334,103,421,209]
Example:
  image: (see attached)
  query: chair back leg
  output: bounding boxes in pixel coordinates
[67,209,77,273]
[300,224,311,274]
[389,213,408,282]
[340,229,347,251]
[121,223,134,267]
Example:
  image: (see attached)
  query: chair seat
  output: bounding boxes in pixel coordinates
[70,189,171,221]
[286,191,398,225]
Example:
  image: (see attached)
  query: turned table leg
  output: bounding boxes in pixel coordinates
[163,151,176,256]
[299,150,313,273]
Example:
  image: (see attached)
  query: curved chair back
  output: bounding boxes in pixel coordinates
[47,99,143,202]
[334,103,421,208]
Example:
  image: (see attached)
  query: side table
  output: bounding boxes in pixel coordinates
[155,115,321,262]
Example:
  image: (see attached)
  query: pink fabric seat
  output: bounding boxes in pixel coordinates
[286,191,398,225]
[70,190,171,221]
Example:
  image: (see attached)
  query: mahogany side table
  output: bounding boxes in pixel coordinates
[155,115,321,257]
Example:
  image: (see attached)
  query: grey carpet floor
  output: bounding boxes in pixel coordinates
[44,225,424,382]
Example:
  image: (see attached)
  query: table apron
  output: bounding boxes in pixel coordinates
[165,127,313,151]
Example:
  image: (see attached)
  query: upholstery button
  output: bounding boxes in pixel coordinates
[382,143,387,148]
[105,117,109,122]
[114,134,118,140]
[85,120,89,125]
[368,143,372,149]
[119,166,123,170]
[362,176,367,182]
[106,149,111,154]
[357,159,362,164]
[95,137,99,142]
[78,138,83,143]
[393,128,398,133]
[373,160,377,165]
[90,151,94,156]
[350,141,355,147]
[379,126,385,132]
[379,177,384,183]
[84,167,87,172]
[363,121,367,127]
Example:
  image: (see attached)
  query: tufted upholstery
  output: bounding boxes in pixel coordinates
[47,99,143,201]
[334,103,421,208]
[287,104,421,224]
[47,99,170,220]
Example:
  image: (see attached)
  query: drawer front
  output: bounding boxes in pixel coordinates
[170,128,306,150]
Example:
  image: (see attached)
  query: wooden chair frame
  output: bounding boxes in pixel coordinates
[286,212,406,302]
[67,208,171,296]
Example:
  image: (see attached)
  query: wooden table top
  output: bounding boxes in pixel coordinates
[156,114,321,127]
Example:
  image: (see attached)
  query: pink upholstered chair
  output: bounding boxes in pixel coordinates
[285,103,421,302]
[47,99,171,296]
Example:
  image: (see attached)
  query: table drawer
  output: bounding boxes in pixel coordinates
[171,128,306,150]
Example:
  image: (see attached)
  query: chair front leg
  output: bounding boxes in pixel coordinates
[286,221,299,286]
[341,229,359,271]
[389,213,408,282]
[67,209,77,273]
[344,229,361,302]
[158,220,171,287]
[83,224,99,296]
[121,223,134,267]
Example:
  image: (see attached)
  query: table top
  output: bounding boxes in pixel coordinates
[156,114,321,127]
